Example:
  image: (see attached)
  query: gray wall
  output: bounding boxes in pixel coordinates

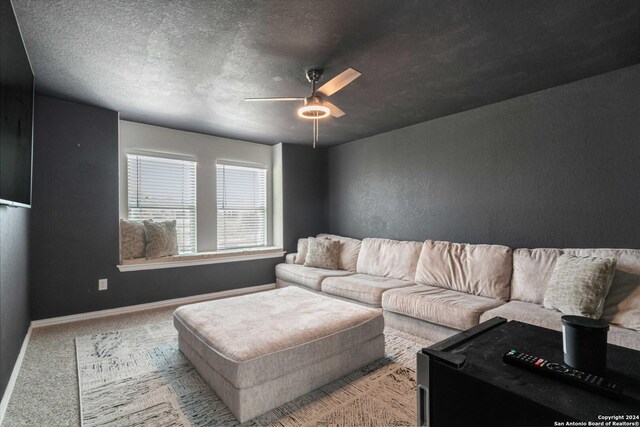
[24,64,640,321]
[30,96,280,320]
[0,206,30,398]
[282,144,329,253]
[329,65,640,249]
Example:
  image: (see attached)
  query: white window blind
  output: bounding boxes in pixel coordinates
[217,163,267,250]
[127,154,197,253]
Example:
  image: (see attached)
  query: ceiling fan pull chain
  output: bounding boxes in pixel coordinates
[313,119,317,149]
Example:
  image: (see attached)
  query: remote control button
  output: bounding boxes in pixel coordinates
[547,363,569,373]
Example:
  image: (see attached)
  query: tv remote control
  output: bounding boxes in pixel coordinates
[503,349,623,399]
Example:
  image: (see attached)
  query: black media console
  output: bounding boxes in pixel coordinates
[417,318,640,427]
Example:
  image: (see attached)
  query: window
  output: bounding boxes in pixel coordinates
[217,163,267,250]
[127,154,197,253]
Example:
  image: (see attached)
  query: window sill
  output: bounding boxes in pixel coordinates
[117,247,285,272]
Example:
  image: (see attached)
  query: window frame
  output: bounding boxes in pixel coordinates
[117,120,281,269]
[215,160,269,251]
[125,151,198,254]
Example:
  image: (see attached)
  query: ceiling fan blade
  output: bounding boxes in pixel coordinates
[324,101,345,118]
[317,68,361,97]
[245,97,304,102]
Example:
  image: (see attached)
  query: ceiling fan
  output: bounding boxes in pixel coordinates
[245,68,361,148]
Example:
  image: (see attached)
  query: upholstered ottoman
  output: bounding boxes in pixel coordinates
[173,286,385,422]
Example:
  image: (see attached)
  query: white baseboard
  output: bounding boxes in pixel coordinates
[31,283,276,328]
[0,326,32,426]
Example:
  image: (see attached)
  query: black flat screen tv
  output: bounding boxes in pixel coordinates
[1,0,34,208]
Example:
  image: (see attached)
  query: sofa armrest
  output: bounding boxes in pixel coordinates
[285,253,297,264]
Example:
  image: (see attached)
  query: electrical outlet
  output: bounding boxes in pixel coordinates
[98,278,108,291]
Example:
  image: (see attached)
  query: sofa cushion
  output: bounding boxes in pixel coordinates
[480,300,639,351]
[382,284,505,330]
[317,234,362,272]
[415,240,513,301]
[275,263,353,291]
[322,273,414,307]
[511,248,563,304]
[356,238,423,281]
[543,254,616,319]
[481,300,565,331]
[609,325,640,351]
[563,249,640,274]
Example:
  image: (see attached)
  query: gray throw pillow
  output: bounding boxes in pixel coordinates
[120,219,146,260]
[304,237,340,270]
[543,254,617,319]
[143,220,179,259]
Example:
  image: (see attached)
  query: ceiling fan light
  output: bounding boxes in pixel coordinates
[297,104,330,119]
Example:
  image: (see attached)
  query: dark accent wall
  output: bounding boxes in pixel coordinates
[0,206,30,398]
[281,144,329,253]
[30,96,280,320]
[329,65,640,249]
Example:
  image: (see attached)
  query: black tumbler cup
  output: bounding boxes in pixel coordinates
[561,315,609,375]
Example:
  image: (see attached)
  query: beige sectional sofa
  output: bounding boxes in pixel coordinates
[478,248,640,349]
[277,236,420,306]
[275,234,640,350]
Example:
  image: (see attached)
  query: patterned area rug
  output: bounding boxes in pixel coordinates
[76,321,432,426]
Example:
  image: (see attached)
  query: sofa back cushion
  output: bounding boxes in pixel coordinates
[317,234,362,272]
[563,249,640,274]
[511,248,563,304]
[415,240,513,301]
[511,247,640,332]
[356,238,422,281]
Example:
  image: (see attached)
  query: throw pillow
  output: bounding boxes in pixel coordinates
[143,220,179,259]
[119,219,146,260]
[543,254,617,319]
[304,237,340,270]
[317,234,362,272]
[294,238,309,265]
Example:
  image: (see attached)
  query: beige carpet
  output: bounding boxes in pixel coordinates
[76,322,431,426]
[2,305,185,426]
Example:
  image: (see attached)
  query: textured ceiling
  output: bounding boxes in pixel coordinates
[12,0,640,146]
